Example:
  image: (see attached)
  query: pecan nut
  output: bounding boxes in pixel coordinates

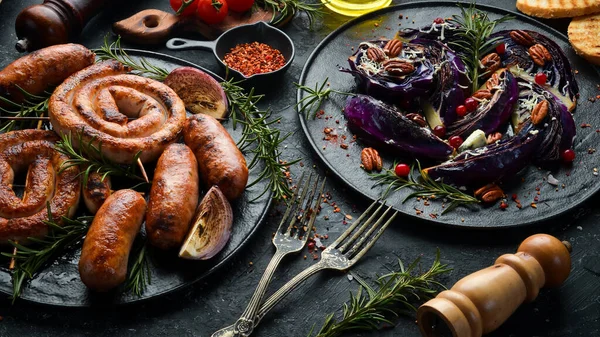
[361,147,383,172]
[481,53,501,75]
[366,47,386,62]
[486,132,502,144]
[509,30,534,46]
[530,99,549,125]
[528,44,551,67]
[472,89,493,100]
[485,72,500,90]
[383,39,403,58]
[406,113,427,127]
[382,59,415,76]
[474,183,504,203]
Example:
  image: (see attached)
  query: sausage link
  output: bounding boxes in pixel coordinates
[183,114,248,201]
[0,44,95,104]
[145,143,199,250]
[78,189,146,292]
[81,172,111,215]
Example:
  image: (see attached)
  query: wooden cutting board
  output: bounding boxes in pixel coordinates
[113,7,291,45]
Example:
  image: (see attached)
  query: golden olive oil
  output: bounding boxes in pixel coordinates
[322,0,392,17]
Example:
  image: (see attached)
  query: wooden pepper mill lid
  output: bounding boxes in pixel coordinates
[417,234,571,337]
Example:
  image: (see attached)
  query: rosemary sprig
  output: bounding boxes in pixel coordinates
[257,0,322,27]
[310,251,451,337]
[447,4,513,93]
[124,243,151,296]
[222,79,298,201]
[370,161,479,214]
[95,35,170,81]
[1,204,92,303]
[0,87,51,133]
[55,131,146,188]
[295,78,353,119]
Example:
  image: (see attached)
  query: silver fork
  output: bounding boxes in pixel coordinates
[212,200,397,337]
[212,172,326,337]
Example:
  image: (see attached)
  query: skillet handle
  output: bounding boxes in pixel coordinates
[166,38,216,51]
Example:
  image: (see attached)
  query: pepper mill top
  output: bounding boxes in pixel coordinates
[15,0,111,52]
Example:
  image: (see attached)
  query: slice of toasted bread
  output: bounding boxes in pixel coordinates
[517,0,600,19]
[569,13,600,65]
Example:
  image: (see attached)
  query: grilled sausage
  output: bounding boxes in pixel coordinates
[49,60,187,164]
[0,130,80,244]
[183,114,248,201]
[145,143,199,250]
[81,172,111,215]
[0,44,95,104]
[78,189,146,292]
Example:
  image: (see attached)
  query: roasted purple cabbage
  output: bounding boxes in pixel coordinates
[343,95,453,161]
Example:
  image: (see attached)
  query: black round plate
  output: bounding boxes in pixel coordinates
[298,1,600,228]
[0,50,272,306]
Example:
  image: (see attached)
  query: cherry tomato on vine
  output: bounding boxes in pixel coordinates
[170,0,198,16]
[228,0,254,12]
[197,0,229,24]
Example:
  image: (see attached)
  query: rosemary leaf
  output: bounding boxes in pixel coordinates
[124,243,151,296]
[221,79,298,201]
[0,87,51,133]
[311,250,451,337]
[257,0,323,28]
[447,4,513,93]
[95,35,169,81]
[370,161,479,214]
[2,204,92,303]
[295,78,353,119]
[54,131,147,188]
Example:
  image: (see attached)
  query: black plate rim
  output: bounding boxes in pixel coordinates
[0,49,273,307]
[297,0,599,229]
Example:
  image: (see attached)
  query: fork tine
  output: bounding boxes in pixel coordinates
[337,201,386,253]
[276,171,308,233]
[349,210,397,263]
[345,204,394,257]
[285,172,314,234]
[298,177,326,238]
[330,199,382,248]
[292,176,320,237]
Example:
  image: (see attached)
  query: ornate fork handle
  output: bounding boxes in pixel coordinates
[231,251,286,336]
[210,263,326,337]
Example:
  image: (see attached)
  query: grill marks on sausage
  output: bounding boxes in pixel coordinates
[49,60,186,164]
[0,130,81,244]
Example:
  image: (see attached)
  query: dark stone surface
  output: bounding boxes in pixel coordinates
[0,0,598,336]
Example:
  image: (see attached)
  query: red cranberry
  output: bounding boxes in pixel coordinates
[456,105,468,117]
[433,125,446,138]
[495,43,506,54]
[307,242,315,250]
[464,98,478,112]
[499,201,508,210]
[394,163,410,177]
[449,135,463,149]
[433,17,444,24]
[534,73,547,86]
[561,149,576,163]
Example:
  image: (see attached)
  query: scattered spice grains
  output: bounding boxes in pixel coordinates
[223,42,286,77]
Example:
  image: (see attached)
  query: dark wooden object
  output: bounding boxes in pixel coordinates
[14,0,114,52]
[112,8,290,45]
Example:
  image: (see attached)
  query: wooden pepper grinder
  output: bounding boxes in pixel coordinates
[14,0,114,52]
[417,234,572,337]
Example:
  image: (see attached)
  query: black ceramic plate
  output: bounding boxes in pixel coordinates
[298,1,600,228]
[0,50,272,306]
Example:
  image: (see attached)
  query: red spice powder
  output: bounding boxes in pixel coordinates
[223,42,286,77]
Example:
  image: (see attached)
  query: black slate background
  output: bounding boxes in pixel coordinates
[0,0,599,336]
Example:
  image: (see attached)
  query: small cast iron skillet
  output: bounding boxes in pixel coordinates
[166,21,295,85]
